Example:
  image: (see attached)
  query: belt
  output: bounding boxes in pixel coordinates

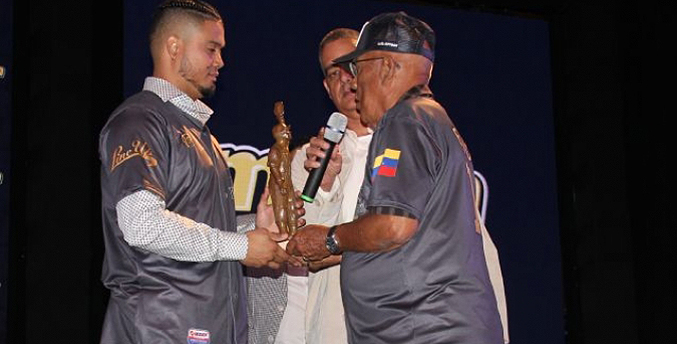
[285,264,308,277]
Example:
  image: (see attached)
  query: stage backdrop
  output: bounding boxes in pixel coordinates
[123,1,563,343]
[0,0,13,340]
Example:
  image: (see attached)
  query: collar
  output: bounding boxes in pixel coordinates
[344,127,374,140]
[397,84,434,103]
[143,77,214,126]
[374,84,434,130]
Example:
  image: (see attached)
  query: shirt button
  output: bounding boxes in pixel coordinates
[277,305,284,312]
[268,335,275,343]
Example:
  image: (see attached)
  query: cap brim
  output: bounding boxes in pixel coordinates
[332,48,366,64]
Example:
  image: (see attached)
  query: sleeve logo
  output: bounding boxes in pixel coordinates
[110,140,158,171]
[371,148,400,179]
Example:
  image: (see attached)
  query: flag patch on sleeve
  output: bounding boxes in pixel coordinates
[372,148,401,179]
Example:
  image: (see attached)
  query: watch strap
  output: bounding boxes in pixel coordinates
[325,225,341,254]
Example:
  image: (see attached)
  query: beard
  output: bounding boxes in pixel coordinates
[198,84,216,98]
[180,57,217,98]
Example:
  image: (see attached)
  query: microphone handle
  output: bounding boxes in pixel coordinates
[301,139,337,203]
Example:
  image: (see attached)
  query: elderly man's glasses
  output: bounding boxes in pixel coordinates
[348,57,384,76]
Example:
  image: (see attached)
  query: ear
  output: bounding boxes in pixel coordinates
[323,79,334,100]
[379,55,397,85]
[166,35,181,60]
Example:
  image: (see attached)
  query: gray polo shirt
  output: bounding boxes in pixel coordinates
[99,91,246,343]
[342,86,503,344]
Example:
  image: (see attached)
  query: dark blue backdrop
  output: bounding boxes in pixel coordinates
[123,1,563,343]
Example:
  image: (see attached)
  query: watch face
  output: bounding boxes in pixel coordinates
[326,233,339,254]
[326,236,335,254]
[325,226,341,254]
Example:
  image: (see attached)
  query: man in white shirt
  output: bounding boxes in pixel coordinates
[245,28,366,344]
[290,28,371,344]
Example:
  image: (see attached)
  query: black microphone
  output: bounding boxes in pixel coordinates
[301,112,348,203]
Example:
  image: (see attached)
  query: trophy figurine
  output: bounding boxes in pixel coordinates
[268,101,299,236]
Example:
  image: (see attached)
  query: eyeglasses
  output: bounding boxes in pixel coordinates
[348,57,384,76]
[323,63,351,82]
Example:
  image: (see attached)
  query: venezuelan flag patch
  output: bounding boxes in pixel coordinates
[372,148,401,179]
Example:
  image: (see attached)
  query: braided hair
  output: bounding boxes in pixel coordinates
[149,0,222,46]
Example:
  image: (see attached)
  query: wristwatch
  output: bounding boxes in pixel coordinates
[325,225,342,255]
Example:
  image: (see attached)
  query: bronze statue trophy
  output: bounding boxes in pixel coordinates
[268,101,299,236]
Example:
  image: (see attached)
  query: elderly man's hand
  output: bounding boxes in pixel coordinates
[286,224,331,262]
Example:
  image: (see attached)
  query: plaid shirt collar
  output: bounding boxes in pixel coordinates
[143,77,213,126]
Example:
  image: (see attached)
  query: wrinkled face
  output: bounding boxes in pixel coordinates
[351,51,385,128]
[179,19,225,99]
[321,38,358,118]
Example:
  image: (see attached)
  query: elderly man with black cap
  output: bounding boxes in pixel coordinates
[287,12,504,343]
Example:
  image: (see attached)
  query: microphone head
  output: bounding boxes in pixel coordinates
[324,112,348,143]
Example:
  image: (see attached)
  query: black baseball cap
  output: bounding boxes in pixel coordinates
[333,11,435,64]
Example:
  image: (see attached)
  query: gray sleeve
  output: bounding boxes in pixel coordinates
[367,115,438,219]
[99,106,168,203]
